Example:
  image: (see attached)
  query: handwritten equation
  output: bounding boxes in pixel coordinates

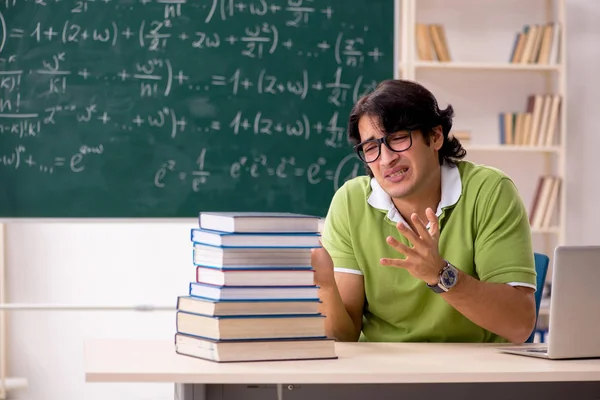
[153,151,362,193]
[0,143,102,174]
[2,1,383,65]
[0,0,391,215]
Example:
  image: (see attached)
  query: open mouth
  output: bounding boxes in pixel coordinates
[386,167,409,178]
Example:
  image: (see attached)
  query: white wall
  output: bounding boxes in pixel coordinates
[4,1,600,400]
[6,222,193,400]
[563,0,600,245]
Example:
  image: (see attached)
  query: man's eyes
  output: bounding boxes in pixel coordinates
[389,135,409,142]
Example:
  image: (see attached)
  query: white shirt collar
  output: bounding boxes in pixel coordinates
[367,162,462,225]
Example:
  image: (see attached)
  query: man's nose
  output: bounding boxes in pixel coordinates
[379,143,399,165]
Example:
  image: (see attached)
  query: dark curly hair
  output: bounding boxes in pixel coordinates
[347,79,466,175]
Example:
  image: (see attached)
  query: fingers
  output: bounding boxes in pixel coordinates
[386,235,416,256]
[380,257,408,269]
[401,210,439,241]
[383,235,415,269]
[425,208,440,238]
[410,213,431,242]
[396,221,421,245]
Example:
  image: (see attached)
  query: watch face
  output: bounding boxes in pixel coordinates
[441,266,457,288]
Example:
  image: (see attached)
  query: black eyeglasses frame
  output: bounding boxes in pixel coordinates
[353,131,414,163]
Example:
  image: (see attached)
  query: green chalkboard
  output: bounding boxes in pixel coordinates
[0,0,393,218]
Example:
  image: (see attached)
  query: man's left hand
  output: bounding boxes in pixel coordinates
[380,207,446,285]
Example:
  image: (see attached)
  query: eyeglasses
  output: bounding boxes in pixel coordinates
[353,131,413,163]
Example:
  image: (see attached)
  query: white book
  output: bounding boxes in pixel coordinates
[175,312,326,341]
[176,296,321,317]
[193,243,313,268]
[196,266,315,287]
[175,333,337,363]
[199,212,321,233]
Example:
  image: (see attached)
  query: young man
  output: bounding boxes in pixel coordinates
[313,79,537,344]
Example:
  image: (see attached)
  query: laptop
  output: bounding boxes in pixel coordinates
[499,245,600,360]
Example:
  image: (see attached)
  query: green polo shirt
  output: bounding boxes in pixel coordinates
[321,160,536,343]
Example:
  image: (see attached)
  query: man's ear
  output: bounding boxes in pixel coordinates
[432,125,444,150]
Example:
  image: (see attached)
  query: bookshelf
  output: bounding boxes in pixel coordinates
[398,0,567,250]
[397,0,567,327]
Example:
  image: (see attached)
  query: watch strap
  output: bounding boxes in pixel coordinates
[427,260,451,293]
[427,282,447,293]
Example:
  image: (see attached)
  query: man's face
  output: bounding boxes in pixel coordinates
[357,115,443,200]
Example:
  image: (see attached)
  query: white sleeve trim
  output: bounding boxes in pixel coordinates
[506,282,537,291]
[334,267,363,276]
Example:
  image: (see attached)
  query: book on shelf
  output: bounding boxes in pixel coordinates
[529,175,561,229]
[509,22,561,64]
[498,93,561,146]
[450,130,471,145]
[175,211,336,363]
[198,211,321,233]
[415,23,452,62]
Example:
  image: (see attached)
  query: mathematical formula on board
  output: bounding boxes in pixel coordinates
[0,0,389,204]
[153,150,363,193]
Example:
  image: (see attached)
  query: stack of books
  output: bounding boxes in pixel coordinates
[174,212,337,363]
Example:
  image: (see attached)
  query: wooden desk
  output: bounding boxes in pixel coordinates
[84,339,600,400]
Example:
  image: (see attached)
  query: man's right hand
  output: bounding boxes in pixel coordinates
[311,245,336,288]
[310,243,364,342]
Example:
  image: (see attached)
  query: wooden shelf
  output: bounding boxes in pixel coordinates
[413,61,562,72]
[464,145,561,153]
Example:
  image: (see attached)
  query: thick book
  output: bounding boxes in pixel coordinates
[190,228,321,248]
[174,333,337,363]
[196,266,315,287]
[176,311,326,340]
[193,243,313,268]
[176,296,321,317]
[189,282,319,301]
[198,212,321,233]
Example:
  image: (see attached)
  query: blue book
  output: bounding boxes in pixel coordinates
[499,112,505,144]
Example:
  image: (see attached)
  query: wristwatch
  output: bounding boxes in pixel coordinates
[427,260,459,293]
